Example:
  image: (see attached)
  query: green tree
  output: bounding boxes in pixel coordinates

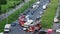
[0,0,7,14]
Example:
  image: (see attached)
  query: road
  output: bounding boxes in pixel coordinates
[0,0,30,21]
[52,0,60,34]
[4,0,50,34]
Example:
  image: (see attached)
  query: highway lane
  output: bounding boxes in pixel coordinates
[4,0,50,34]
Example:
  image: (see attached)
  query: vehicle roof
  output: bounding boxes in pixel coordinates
[24,19,33,25]
[5,24,11,28]
[0,32,3,34]
[36,1,40,4]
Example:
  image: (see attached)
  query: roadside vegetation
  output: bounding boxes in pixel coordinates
[58,6,60,23]
[0,0,36,32]
[1,0,22,14]
[41,0,58,28]
[58,6,60,20]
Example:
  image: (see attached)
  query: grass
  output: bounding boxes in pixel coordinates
[41,0,58,28]
[0,0,36,32]
[1,0,22,14]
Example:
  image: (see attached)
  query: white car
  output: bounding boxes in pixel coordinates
[36,1,40,5]
[40,11,43,15]
[4,24,11,33]
[32,4,37,9]
[23,28,27,31]
[43,5,47,10]
[56,29,60,33]
[0,32,3,34]
[54,17,59,23]
[43,3,48,10]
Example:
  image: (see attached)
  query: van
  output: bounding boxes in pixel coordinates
[54,17,59,23]
[4,24,11,33]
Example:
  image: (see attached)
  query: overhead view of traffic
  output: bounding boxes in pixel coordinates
[0,0,60,34]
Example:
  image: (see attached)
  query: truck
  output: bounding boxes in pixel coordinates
[18,14,41,32]
[4,24,11,33]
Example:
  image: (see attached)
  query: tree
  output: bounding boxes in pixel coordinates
[0,0,7,14]
[22,0,25,2]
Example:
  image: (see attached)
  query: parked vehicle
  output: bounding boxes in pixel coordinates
[32,4,38,9]
[4,24,11,33]
[36,1,40,5]
[39,30,47,34]
[0,32,4,34]
[54,17,59,23]
[56,29,60,33]
[11,23,17,26]
[43,3,48,10]
[47,29,53,34]
[40,11,43,15]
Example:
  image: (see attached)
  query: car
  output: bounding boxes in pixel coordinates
[36,16,41,20]
[43,5,47,10]
[23,28,27,31]
[54,17,59,23]
[0,32,4,34]
[32,4,37,9]
[47,29,53,34]
[43,3,48,10]
[36,1,40,5]
[56,29,60,33]
[4,24,11,33]
[11,23,17,26]
[40,11,43,15]
[39,30,47,34]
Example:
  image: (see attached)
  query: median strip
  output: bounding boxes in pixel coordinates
[41,0,58,28]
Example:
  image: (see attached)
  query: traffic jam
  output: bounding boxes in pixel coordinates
[1,0,51,34]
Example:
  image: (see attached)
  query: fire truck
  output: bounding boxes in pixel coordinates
[18,14,41,32]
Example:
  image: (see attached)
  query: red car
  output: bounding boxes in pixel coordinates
[47,29,53,34]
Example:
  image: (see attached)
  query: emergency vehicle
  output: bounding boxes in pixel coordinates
[18,14,41,32]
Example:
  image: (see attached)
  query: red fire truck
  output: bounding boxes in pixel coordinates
[18,15,41,32]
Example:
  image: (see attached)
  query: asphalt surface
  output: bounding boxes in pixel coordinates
[0,0,30,21]
[52,23,60,34]
[4,0,50,34]
[52,0,60,34]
